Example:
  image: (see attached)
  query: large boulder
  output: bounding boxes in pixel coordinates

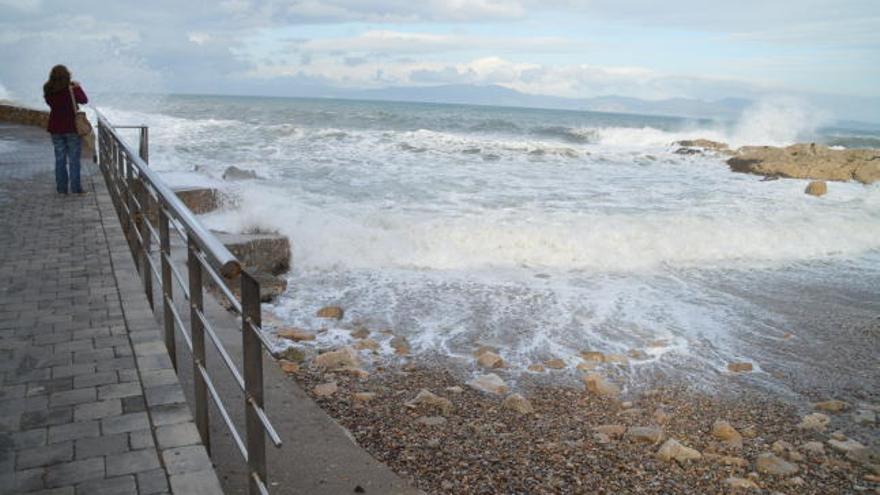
[727,144,880,184]
[673,139,733,155]
[222,166,260,180]
[582,373,620,398]
[467,373,508,395]
[174,186,222,214]
[213,231,291,276]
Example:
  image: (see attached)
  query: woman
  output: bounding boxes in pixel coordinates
[44,65,88,194]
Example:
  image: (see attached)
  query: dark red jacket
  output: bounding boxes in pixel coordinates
[45,86,88,134]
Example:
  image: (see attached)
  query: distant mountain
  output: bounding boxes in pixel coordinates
[344,84,751,121]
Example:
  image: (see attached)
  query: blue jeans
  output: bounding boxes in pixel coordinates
[51,133,82,193]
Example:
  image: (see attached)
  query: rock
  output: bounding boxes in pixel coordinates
[828,438,866,454]
[353,339,380,352]
[313,347,360,369]
[501,393,535,414]
[772,440,803,461]
[604,354,629,364]
[353,392,376,403]
[350,328,370,339]
[704,453,749,467]
[723,477,759,490]
[473,345,498,357]
[653,408,671,425]
[337,366,369,379]
[815,400,850,413]
[445,386,464,394]
[527,364,546,373]
[477,351,505,369]
[173,186,221,215]
[801,441,825,455]
[854,409,877,425]
[830,430,847,441]
[626,426,665,445]
[712,420,743,448]
[787,476,805,487]
[416,416,447,427]
[580,351,605,362]
[627,349,649,360]
[576,362,597,372]
[674,139,731,153]
[316,306,344,320]
[278,347,305,363]
[727,362,753,373]
[544,358,567,369]
[406,389,453,415]
[277,327,316,342]
[222,165,259,180]
[213,230,291,276]
[467,373,508,395]
[756,453,799,476]
[390,336,410,355]
[804,180,827,196]
[797,412,830,431]
[278,360,300,374]
[656,438,702,463]
[313,382,338,397]
[593,425,627,438]
[727,144,880,184]
[583,373,620,398]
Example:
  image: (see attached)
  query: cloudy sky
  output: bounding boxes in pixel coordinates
[1,0,878,121]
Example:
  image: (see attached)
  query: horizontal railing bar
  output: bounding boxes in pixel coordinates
[165,295,193,353]
[252,474,270,495]
[162,251,191,301]
[248,398,283,448]
[197,362,249,461]
[247,320,279,358]
[113,125,148,129]
[194,249,243,315]
[96,110,241,278]
[194,308,246,392]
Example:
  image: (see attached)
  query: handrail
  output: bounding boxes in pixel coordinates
[94,111,281,495]
[95,110,240,279]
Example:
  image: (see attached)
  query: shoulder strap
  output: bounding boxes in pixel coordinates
[69,86,79,112]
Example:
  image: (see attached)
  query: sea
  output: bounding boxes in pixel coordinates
[99,94,880,396]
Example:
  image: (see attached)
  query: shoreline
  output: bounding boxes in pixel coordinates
[281,356,879,494]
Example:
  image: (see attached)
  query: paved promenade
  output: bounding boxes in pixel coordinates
[0,123,222,494]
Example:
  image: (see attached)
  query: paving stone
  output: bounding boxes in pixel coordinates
[155,422,201,450]
[149,403,192,426]
[121,396,146,414]
[73,371,118,389]
[145,384,185,407]
[97,382,142,401]
[129,429,156,450]
[75,433,129,459]
[11,428,47,449]
[16,441,73,469]
[10,466,45,492]
[105,448,160,476]
[44,457,105,488]
[74,400,122,422]
[137,469,170,495]
[101,412,149,435]
[168,469,224,495]
[49,388,96,408]
[48,421,100,444]
[75,474,136,495]
[20,407,72,430]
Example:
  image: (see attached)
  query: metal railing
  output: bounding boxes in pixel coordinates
[94,110,282,495]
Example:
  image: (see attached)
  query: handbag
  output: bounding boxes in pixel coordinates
[69,86,93,136]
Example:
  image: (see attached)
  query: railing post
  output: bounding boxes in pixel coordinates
[188,238,210,454]
[136,177,153,309]
[159,205,177,372]
[242,272,266,495]
[139,126,149,163]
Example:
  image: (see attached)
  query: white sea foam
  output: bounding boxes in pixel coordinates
[98,97,879,389]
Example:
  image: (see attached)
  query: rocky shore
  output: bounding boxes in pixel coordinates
[268,309,879,494]
[673,140,880,185]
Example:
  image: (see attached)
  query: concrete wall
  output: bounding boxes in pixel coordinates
[0,102,95,159]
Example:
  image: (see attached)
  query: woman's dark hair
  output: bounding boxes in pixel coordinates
[43,65,71,98]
